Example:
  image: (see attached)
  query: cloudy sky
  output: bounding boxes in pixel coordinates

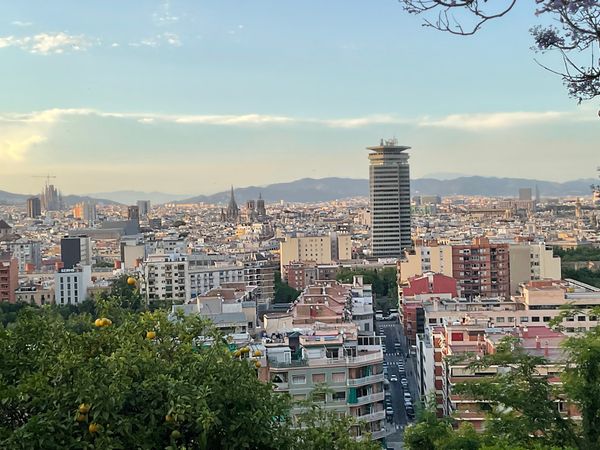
[0,1,598,196]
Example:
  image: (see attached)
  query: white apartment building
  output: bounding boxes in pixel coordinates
[189,264,245,298]
[54,265,92,305]
[142,253,190,302]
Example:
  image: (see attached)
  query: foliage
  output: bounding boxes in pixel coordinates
[562,267,600,288]
[0,303,379,449]
[553,246,600,262]
[336,267,398,300]
[274,270,301,303]
[399,0,600,102]
[562,326,600,448]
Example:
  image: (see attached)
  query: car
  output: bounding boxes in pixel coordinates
[390,375,398,382]
[401,378,408,387]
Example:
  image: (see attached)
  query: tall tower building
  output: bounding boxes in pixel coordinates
[27,197,42,218]
[368,139,412,258]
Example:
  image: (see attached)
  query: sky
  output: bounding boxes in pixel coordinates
[0,0,598,196]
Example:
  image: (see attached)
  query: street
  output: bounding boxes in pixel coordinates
[377,317,419,449]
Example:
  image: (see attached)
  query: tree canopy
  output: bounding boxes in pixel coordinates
[399,0,600,103]
[0,301,379,449]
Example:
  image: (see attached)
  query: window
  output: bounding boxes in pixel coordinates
[312,373,326,383]
[332,391,346,401]
[292,375,306,385]
[332,372,346,383]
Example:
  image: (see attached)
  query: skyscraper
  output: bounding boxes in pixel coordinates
[27,197,41,218]
[368,139,412,258]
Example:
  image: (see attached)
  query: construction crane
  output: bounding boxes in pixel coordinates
[32,174,57,186]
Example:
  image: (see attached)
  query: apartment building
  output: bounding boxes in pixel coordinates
[264,323,389,441]
[142,253,190,303]
[54,265,92,305]
[419,321,577,429]
[397,243,453,283]
[280,233,351,276]
[509,243,561,294]
[452,237,510,299]
[0,254,18,303]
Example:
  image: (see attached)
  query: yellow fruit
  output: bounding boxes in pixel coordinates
[127,277,136,286]
[146,331,156,340]
[76,413,87,423]
[94,319,103,327]
[253,350,262,357]
[88,423,100,433]
[78,403,90,414]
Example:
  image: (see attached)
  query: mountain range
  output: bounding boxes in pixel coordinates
[0,176,597,206]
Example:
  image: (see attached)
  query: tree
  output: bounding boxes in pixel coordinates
[274,270,301,303]
[0,303,378,449]
[399,0,600,103]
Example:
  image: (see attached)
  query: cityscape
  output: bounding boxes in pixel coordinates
[1,1,600,450]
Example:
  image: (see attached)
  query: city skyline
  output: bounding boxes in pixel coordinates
[1,1,599,195]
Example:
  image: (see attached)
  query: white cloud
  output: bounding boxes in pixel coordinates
[417,111,571,130]
[0,134,46,160]
[0,32,91,54]
[0,108,593,130]
[11,20,33,27]
[153,0,179,26]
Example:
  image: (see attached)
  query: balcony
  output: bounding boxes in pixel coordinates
[354,410,385,422]
[354,391,385,406]
[347,373,385,387]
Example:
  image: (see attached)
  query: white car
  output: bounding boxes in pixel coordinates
[390,375,398,382]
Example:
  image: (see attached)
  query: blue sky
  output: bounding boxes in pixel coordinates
[0,1,597,195]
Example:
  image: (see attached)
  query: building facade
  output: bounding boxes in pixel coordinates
[452,237,510,299]
[368,139,412,258]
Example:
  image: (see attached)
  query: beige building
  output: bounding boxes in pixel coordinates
[509,243,561,294]
[280,233,351,275]
[397,244,453,283]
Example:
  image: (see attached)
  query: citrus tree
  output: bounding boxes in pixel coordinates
[0,302,380,449]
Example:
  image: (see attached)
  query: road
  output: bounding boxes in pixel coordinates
[377,317,419,449]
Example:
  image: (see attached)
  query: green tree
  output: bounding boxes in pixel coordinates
[274,270,301,303]
[0,303,378,449]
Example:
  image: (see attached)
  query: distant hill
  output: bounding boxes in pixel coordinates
[85,191,189,205]
[181,176,597,204]
[180,178,370,204]
[411,177,597,197]
[1,176,597,206]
